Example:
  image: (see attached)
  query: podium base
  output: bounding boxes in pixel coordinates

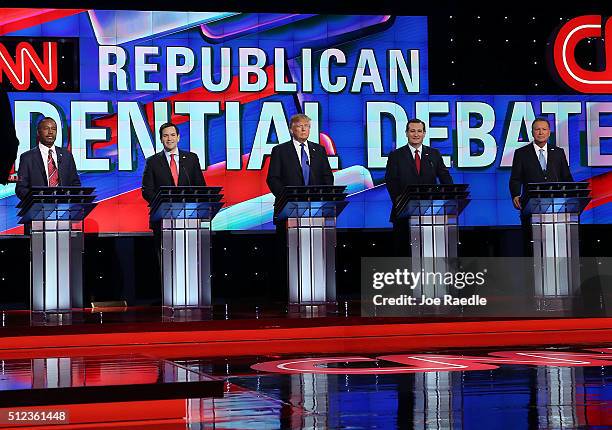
[535,296,575,314]
[162,306,212,322]
[288,302,337,317]
[30,310,73,325]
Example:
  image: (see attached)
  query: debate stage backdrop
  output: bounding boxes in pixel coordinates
[0,10,611,233]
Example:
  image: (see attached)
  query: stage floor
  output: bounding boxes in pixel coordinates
[0,307,611,428]
[0,343,611,428]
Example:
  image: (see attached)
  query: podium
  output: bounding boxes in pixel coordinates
[150,186,223,309]
[395,184,469,297]
[275,186,347,305]
[521,182,591,308]
[17,186,96,313]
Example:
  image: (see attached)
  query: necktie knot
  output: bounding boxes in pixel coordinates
[300,143,310,185]
[169,153,179,186]
[538,148,546,171]
[47,148,59,187]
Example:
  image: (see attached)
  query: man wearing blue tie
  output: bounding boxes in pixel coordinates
[509,117,574,255]
[266,113,334,209]
[509,117,573,210]
[266,113,334,294]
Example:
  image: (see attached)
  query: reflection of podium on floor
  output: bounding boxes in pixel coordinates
[395,184,470,297]
[17,187,97,313]
[275,186,347,306]
[522,182,591,311]
[150,186,223,310]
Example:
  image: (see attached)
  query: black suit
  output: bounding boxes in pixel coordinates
[141,150,206,205]
[509,142,573,202]
[266,140,334,297]
[266,140,334,200]
[385,144,452,222]
[510,142,573,256]
[0,90,18,185]
[15,146,81,200]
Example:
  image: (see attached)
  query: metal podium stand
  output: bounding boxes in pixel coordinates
[150,186,223,309]
[275,186,347,306]
[522,182,591,310]
[395,184,470,297]
[17,187,96,313]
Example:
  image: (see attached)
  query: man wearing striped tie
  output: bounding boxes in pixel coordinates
[15,117,81,200]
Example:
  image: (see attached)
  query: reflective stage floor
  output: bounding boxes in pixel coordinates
[1,345,612,429]
[0,307,611,428]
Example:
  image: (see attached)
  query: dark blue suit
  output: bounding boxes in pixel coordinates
[15,146,81,200]
[385,144,452,222]
[509,142,573,202]
[266,141,334,200]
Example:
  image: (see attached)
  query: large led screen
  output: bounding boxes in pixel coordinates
[0,10,611,233]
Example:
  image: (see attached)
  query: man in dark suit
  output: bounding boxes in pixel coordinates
[0,89,18,185]
[266,113,334,296]
[510,117,573,256]
[141,122,206,206]
[384,118,452,256]
[385,118,453,222]
[509,117,573,210]
[266,113,334,205]
[141,122,206,287]
[15,117,80,200]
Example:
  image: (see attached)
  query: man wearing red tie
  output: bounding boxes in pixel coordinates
[385,118,453,255]
[141,122,206,206]
[15,117,81,200]
[385,118,453,223]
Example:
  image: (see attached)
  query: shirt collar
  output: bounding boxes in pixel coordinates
[38,142,57,155]
[164,148,179,156]
[533,141,548,152]
[408,143,423,153]
[293,139,308,148]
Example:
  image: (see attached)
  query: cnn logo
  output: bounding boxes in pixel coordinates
[0,41,57,91]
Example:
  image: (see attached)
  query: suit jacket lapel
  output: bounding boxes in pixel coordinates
[289,142,305,182]
[546,146,556,175]
[177,151,188,184]
[157,151,174,184]
[528,144,543,173]
[34,146,48,186]
[420,146,432,176]
[403,145,418,176]
[56,147,64,184]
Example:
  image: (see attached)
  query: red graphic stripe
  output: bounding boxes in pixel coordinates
[0,9,86,35]
[585,171,612,211]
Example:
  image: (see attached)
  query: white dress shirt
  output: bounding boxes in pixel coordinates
[532,142,548,165]
[293,139,310,165]
[163,148,180,171]
[408,143,423,161]
[38,143,58,179]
